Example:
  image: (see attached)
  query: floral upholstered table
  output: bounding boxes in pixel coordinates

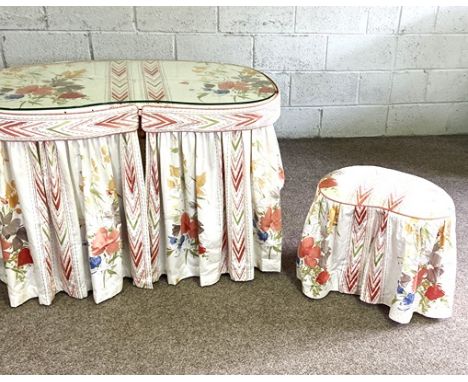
[0,60,284,307]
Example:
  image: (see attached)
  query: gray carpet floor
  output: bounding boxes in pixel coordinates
[1,136,467,374]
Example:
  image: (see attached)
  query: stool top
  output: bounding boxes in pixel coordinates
[318,166,454,220]
[0,60,277,111]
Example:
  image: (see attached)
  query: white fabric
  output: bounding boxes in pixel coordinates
[0,125,284,306]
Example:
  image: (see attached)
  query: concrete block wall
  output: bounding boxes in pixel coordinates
[1,6,468,138]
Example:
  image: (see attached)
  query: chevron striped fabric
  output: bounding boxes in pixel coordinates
[297,166,457,324]
[0,60,283,307]
[144,124,284,286]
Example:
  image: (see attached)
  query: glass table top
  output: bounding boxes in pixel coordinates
[0,60,278,111]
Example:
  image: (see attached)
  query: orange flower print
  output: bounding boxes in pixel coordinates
[412,266,427,291]
[62,69,86,79]
[260,207,282,232]
[16,85,41,94]
[319,177,337,189]
[16,85,53,96]
[59,92,85,99]
[91,227,120,256]
[179,212,200,239]
[437,223,446,249]
[279,168,285,182]
[232,81,249,92]
[32,86,53,95]
[5,180,19,208]
[218,81,236,90]
[188,219,199,239]
[259,86,274,94]
[298,237,321,267]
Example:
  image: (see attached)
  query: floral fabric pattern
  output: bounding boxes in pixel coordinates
[0,60,277,110]
[0,131,144,306]
[177,63,276,103]
[0,67,88,108]
[0,143,40,306]
[149,125,283,286]
[297,166,457,324]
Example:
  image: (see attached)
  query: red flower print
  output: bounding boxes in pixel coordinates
[91,227,120,256]
[304,256,318,267]
[16,85,40,94]
[412,267,427,291]
[199,245,206,255]
[425,284,445,301]
[180,212,199,239]
[316,270,330,285]
[188,219,199,239]
[319,177,337,189]
[259,86,274,94]
[180,212,191,235]
[59,92,85,99]
[1,239,12,262]
[218,81,236,90]
[232,82,249,92]
[17,247,33,267]
[31,86,53,95]
[260,207,282,232]
[298,237,321,267]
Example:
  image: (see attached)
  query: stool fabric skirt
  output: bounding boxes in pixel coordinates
[297,166,457,324]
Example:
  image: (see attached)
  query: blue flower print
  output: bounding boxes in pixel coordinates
[178,235,185,249]
[169,236,177,245]
[403,293,415,305]
[397,282,405,294]
[5,94,24,99]
[89,256,102,269]
[257,230,268,242]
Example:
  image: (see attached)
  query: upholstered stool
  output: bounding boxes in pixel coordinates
[297,166,457,324]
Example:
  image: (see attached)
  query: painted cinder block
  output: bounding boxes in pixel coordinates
[387,104,450,135]
[255,35,326,71]
[46,6,134,31]
[2,32,90,66]
[92,32,174,60]
[399,7,437,34]
[0,7,46,30]
[265,72,290,106]
[321,106,387,137]
[391,71,427,103]
[136,6,217,33]
[295,6,367,33]
[219,7,294,33]
[446,103,468,134]
[327,35,396,70]
[367,7,400,34]
[396,35,468,69]
[177,34,253,67]
[274,107,320,138]
[426,70,468,102]
[436,7,468,33]
[359,72,391,104]
[291,72,358,106]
